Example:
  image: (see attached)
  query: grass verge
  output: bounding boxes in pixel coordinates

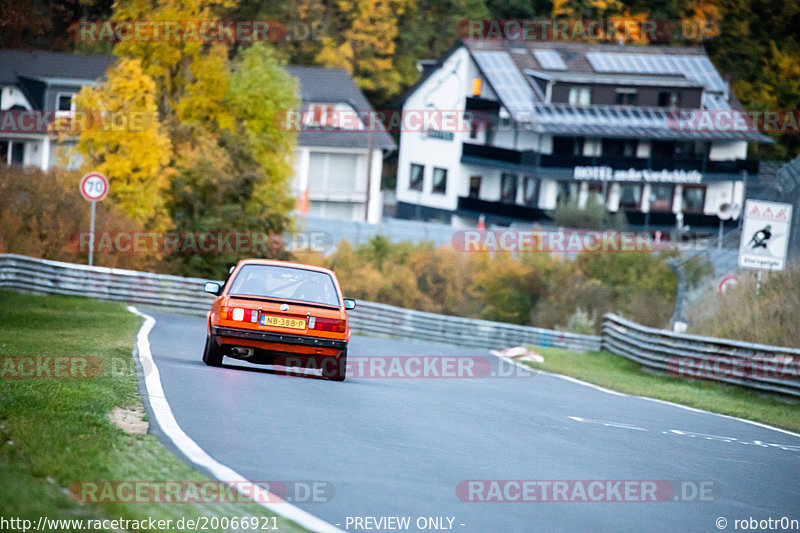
[0,290,307,532]
[523,346,800,433]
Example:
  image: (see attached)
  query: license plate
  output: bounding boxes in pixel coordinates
[261,315,306,330]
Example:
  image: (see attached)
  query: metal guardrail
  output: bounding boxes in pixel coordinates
[348,301,600,352]
[0,254,216,314]
[3,254,797,395]
[0,254,600,353]
[602,313,800,397]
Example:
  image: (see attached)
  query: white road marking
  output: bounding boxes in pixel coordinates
[568,416,647,431]
[636,396,800,439]
[512,353,800,439]
[127,306,345,533]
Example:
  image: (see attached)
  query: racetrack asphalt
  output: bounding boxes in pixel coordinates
[141,309,800,533]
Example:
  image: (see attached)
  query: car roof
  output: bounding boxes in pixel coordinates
[235,258,336,276]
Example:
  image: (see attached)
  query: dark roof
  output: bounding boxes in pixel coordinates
[465,39,710,76]
[0,49,112,85]
[0,52,395,152]
[451,40,771,143]
[286,66,395,151]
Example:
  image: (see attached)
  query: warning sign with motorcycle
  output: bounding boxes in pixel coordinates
[737,200,793,271]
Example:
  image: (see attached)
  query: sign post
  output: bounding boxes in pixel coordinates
[738,199,793,295]
[738,200,793,271]
[79,172,109,267]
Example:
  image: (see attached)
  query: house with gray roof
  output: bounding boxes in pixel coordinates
[286,66,396,223]
[0,49,111,169]
[396,40,773,232]
[1,51,395,223]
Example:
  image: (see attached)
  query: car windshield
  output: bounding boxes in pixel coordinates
[228,264,339,307]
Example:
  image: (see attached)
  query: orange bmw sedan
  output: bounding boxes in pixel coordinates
[202,259,356,381]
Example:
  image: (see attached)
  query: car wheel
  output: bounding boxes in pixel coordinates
[202,334,223,367]
[323,349,347,382]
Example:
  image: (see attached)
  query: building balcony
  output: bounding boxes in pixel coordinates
[462,142,525,164]
[465,97,501,113]
[461,142,759,176]
[457,195,547,222]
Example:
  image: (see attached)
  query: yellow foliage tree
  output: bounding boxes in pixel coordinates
[71,58,172,228]
[112,0,236,118]
[316,0,406,101]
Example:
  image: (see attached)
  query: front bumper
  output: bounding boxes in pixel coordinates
[211,326,348,350]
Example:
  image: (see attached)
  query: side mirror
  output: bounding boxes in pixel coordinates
[343,298,356,310]
[204,282,221,295]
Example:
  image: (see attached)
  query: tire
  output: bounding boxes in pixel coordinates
[202,334,223,367]
[323,349,347,382]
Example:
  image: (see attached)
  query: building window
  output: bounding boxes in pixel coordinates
[587,182,606,205]
[10,142,24,165]
[57,93,75,112]
[469,120,479,139]
[432,167,448,194]
[602,138,637,157]
[0,141,7,164]
[409,163,424,191]
[657,91,679,108]
[649,185,674,212]
[469,176,482,198]
[568,87,591,106]
[557,182,578,204]
[651,141,676,159]
[501,173,518,203]
[615,89,637,105]
[308,152,358,191]
[553,136,584,155]
[681,186,706,213]
[523,176,538,206]
[307,103,337,127]
[618,184,642,210]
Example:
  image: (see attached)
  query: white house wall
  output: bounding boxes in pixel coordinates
[397,46,473,212]
[709,141,748,161]
[295,145,384,223]
[1,86,31,110]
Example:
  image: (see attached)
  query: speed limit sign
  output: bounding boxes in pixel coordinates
[79,171,109,267]
[79,171,109,202]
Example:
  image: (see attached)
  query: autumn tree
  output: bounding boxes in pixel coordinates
[67,0,301,277]
[71,58,172,227]
[168,43,298,277]
[395,0,489,89]
[230,0,334,65]
[317,0,408,105]
[552,0,627,19]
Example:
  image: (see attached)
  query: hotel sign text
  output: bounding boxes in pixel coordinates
[574,166,703,184]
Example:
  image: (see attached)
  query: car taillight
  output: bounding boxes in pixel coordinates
[311,316,346,332]
[221,307,258,323]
